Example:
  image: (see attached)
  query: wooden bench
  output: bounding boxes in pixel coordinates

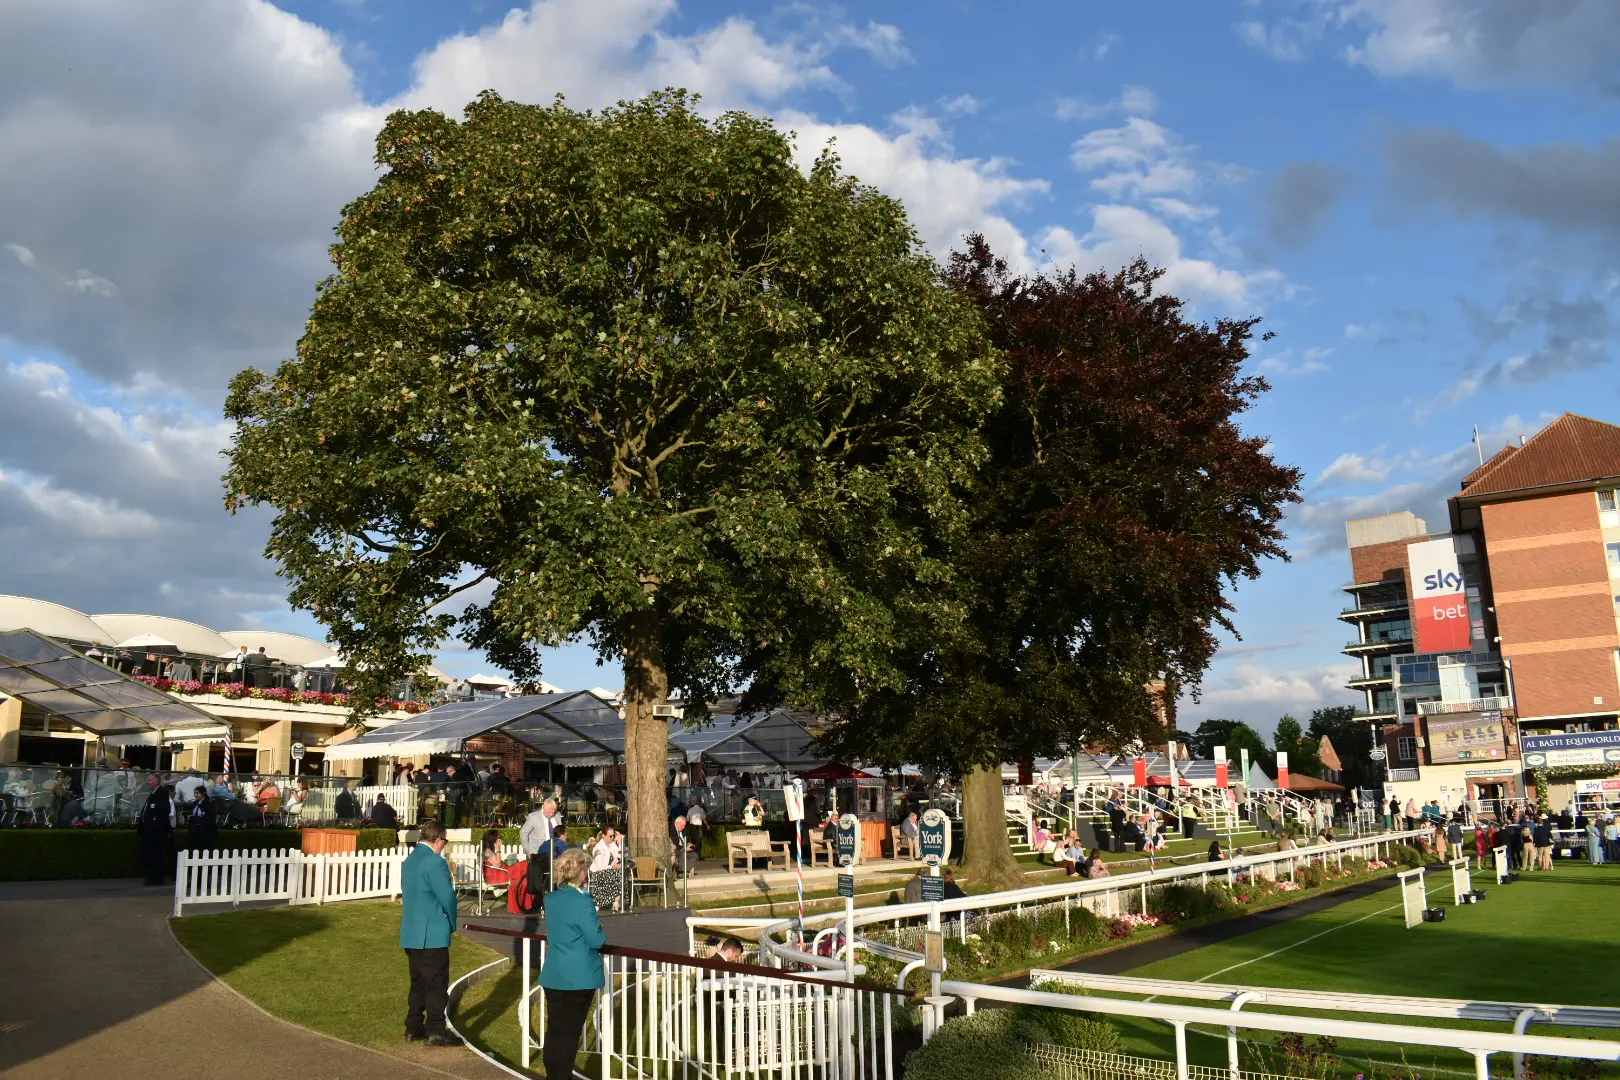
[727,830,791,873]
[890,825,919,860]
[808,828,835,868]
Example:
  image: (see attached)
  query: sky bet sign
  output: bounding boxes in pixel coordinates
[1407,537,1473,654]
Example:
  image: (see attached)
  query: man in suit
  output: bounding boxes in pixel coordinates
[400,820,462,1046]
[136,773,173,886]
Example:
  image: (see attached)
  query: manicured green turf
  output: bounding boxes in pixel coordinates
[170,901,506,1056]
[1085,862,1620,1077]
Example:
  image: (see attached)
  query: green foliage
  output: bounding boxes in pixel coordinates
[1390,843,1425,868]
[0,828,305,882]
[1274,714,1322,778]
[1023,981,1125,1054]
[1148,882,1232,923]
[1307,705,1373,788]
[903,1008,1065,1080]
[1296,863,1325,890]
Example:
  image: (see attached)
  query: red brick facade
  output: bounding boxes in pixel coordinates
[465,732,528,779]
[1350,539,1415,592]
[1479,492,1618,719]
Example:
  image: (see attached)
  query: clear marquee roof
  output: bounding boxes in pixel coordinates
[324,692,629,763]
[0,629,229,745]
[325,693,825,769]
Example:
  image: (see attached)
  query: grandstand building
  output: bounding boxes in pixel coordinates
[1341,414,1620,817]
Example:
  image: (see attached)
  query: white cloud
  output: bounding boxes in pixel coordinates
[1317,452,1390,484]
[1040,205,1278,306]
[5,242,33,267]
[1091,33,1120,61]
[1255,348,1329,376]
[1193,661,1361,730]
[62,268,118,297]
[939,93,982,116]
[828,20,912,67]
[0,466,160,537]
[1055,84,1157,124]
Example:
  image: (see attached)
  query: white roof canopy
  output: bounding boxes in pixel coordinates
[670,710,823,770]
[93,614,235,659]
[324,692,629,763]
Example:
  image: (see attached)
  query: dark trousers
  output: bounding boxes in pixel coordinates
[528,849,553,897]
[139,828,171,885]
[1107,811,1125,851]
[405,947,450,1037]
[1181,815,1196,839]
[544,987,596,1080]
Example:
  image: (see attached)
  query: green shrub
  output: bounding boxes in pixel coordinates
[1148,883,1230,923]
[1390,843,1424,868]
[1296,864,1325,889]
[0,827,305,882]
[1067,905,1103,943]
[903,1008,1064,1080]
[1024,981,1125,1054]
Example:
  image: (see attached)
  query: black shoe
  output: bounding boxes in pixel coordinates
[405,1032,426,1042]
[425,1033,463,1047]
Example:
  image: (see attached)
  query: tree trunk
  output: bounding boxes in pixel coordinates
[961,764,1025,892]
[622,608,671,870]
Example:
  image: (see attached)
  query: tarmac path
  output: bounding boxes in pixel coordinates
[0,880,507,1079]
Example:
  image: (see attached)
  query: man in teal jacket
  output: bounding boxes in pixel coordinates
[400,819,461,1046]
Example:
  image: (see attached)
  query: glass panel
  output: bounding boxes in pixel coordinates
[18,689,109,715]
[1608,543,1620,565]
[1601,490,1617,511]
[76,681,175,708]
[0,665,59,695]
[30,656,127,688]
[0,631,70,665]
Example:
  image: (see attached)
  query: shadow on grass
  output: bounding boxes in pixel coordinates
[169,904,334,977]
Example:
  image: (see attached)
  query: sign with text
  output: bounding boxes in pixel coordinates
[1522,730,1620,768]
[919,808,952,867]
[834,813,859,867]
[1407,537,1472,654]
[923,929,946,973]
[290,742,306,760]
[1133,757,1147,787]
[837,873,855,898]
[1214,745,1229,788]
[1276,750,1290,790]
[783,783,804,822]
[920,874,945,902]
[1425,713,1506,764]
[1575,777,1620,795]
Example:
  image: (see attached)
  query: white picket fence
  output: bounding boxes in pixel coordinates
[172,842,479,916]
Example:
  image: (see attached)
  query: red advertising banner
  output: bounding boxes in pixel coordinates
[1216,762,1229,787]
[1276,750,1290,791]
[1133,757,1147,787]
[1407,537,1473,653]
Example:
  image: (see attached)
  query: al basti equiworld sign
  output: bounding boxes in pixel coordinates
[1406,536,1477,654]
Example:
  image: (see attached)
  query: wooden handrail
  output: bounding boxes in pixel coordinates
[462,923,913,997]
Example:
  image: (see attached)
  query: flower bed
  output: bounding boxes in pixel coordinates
[132,675,427,713]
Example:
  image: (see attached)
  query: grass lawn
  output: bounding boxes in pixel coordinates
[1081,862,1620,1078]
[170,902,511,1060]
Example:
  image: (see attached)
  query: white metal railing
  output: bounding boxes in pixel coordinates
[172,841,483,915]
[1418,696,1512,716]
[756,829,1430,975]
[933,977,1620,1080]
[298,783,420,826]
[463,925,900,1079]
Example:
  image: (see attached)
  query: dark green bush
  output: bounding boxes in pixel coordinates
[1149,882,1230,923]
[1023,981,1125,1054]
[1296,864,1325,889]
[1390,843,1424,868]
[903,1008,1065,1080]
[1067,905,1103,943]
[0,827,303,882]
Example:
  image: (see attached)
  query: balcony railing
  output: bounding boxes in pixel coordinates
[1417,696,1513,716]
[1338,598,1410,618]
[1347,673,1394,688]
[1345,634,1413,650]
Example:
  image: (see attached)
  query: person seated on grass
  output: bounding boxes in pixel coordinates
[1031,818,1054,865]
[1277,832,1297,851]
[1085,848,1110,879]
[367,794,398,829]
[1057,838,1086,876]
[904,866,926,903]
[940,868,966,901]
[1206,840,1224,863]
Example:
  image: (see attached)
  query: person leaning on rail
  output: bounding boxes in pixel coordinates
[540,848,606,1080]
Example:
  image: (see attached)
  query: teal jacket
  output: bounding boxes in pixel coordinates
[399,843,458,950]
[540,885,606,990]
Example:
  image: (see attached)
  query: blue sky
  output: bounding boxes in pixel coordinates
[2,1,1617,731]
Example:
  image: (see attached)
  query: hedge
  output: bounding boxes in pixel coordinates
[0,828,304,882]
[904,989,1123,1080]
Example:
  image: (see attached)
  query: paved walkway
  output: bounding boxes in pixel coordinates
[0,883,507,1079]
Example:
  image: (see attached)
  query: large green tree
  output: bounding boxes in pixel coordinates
[810,239,1303,888]
[1183,717,1273,775]
[223,91,998,863]
[1307,704,1374,789]
[1273,713,1322,778]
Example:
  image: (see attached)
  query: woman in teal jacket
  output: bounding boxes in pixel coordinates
[540,848,606,1079]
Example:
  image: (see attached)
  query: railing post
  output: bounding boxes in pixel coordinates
[520,937,531,1070]
[1513,1008,1537,1080]
[1173,1019,1189,1080]
[1228,991,1254,1078]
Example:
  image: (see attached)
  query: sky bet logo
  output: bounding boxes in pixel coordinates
[1423,568,1463,594]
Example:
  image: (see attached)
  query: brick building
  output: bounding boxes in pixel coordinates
[1340,414,1620,816]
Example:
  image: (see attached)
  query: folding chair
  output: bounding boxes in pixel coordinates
[629,857,667,909]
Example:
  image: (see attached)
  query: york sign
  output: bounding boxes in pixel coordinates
[919,808,952,867]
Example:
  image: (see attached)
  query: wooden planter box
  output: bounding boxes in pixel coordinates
[301,828,359,855]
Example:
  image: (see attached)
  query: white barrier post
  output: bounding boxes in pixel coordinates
[1450,858,1471,905]
[1399,867,1427,928]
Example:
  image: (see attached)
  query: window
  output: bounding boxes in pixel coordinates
[1601,489,1617,512]
[1614,595,1620,616]
[1607,542,1620,566]
[1397,736,1418,761]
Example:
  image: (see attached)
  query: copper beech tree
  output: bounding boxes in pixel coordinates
[813,239,1302,889]
[223,92,998,866]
